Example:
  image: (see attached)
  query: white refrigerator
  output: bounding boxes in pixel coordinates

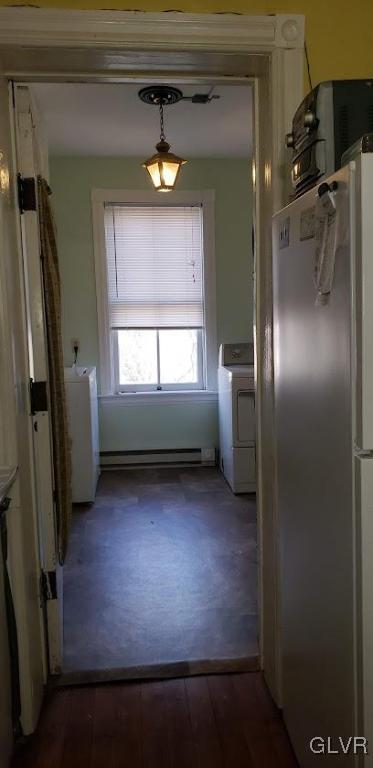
[273,153,373,767]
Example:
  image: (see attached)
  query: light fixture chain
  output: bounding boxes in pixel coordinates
[159,103,165,141]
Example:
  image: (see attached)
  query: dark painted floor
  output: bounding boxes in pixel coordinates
[63,467,258,677]
[12,673,299,768]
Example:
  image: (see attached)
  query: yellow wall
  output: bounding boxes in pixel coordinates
[0,1,373,86]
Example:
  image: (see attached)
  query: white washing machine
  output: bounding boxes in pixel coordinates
[218,343,256,493]
[64,366,100,503]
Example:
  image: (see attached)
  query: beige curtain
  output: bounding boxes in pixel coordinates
[37,176,72,563]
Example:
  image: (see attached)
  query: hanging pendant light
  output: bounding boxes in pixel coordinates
[139,86,187,192]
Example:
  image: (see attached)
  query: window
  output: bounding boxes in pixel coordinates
[93,190,216,396]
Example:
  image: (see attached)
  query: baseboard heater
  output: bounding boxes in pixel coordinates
[100,447,216,469]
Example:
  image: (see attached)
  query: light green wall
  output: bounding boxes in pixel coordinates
[51,156,252,451]
[100,400,218,452]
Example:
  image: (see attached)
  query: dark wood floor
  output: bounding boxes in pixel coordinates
[12,673,298,767]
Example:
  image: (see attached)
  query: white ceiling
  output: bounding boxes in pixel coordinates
[32,83,252,158]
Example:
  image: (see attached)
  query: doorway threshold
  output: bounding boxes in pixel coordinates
[52,654,259,687]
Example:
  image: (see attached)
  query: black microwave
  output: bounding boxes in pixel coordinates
[286,80,373,196]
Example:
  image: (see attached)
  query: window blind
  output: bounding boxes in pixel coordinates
[104,205,204,329]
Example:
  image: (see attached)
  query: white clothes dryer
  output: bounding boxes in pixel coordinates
[218,343,256,493]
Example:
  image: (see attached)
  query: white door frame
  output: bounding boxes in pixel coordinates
[0,7,304,708]
[13,84,63,676]
[0,77,46,741]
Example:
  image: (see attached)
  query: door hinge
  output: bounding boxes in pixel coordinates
[30,379,48,415]
[17,174,36,213]
[40,570,58,603]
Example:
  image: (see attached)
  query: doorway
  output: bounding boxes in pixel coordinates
[24,78,258,680]
[0,10,304,729]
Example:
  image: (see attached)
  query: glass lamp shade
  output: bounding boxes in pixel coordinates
[143,140,187,192]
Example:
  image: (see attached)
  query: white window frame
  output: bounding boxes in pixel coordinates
[92,188,217,397]
[112,328,205,393]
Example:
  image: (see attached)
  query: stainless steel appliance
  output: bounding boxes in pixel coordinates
[286,79,373,196]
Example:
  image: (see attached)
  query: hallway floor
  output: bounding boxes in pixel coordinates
[63,467,258,679]
[12,673,299,767]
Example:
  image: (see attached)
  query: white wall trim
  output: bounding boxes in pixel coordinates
[91,189,215,205]
[0,9,305,52]
[92,188,217,396]
[100,391,218,406]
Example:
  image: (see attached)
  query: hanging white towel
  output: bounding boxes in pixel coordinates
[314,184,344,305]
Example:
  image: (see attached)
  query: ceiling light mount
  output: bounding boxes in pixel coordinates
[139,85,184,107]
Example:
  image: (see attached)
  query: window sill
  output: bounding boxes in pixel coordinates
[99,390,218,406]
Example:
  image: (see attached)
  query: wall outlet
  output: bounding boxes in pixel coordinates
[71,338,79,353]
